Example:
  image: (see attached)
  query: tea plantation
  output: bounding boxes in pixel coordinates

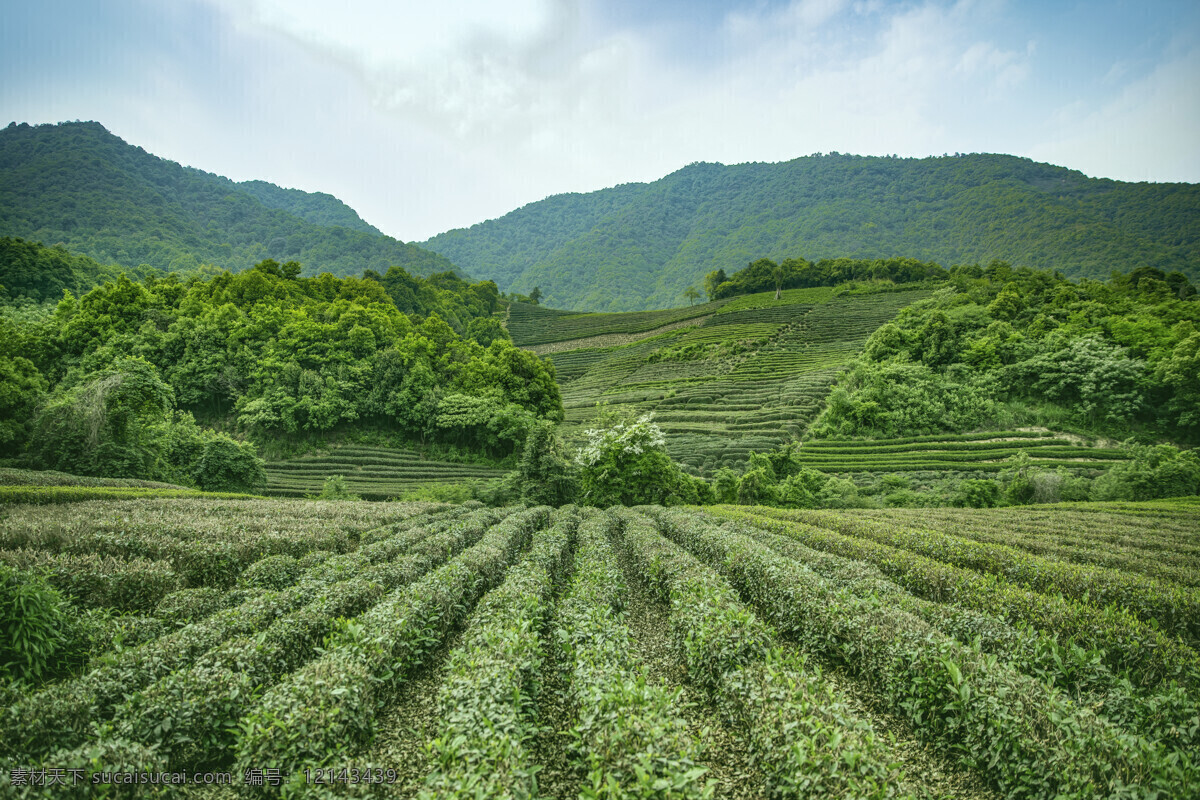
[2,497,1198,798]
[262,446,509,500]
[517,287,929,471]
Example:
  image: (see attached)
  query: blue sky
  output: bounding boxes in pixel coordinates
[2,0,1197,241]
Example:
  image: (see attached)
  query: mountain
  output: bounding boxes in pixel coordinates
[234,180,383,235]
[0,121,456,279]
[423,154,1200,311]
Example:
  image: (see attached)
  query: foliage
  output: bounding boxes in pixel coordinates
[0,121,455,280]
[28,357,176,479]
[0,353,47,453]
[3,260,562,475]
[576,414,710,506]
[423,153,1200,311]
[707,256,947,300]
[0,564,87,684]
[0,236,158,304]
[2,500,1198,793]
[1091,444,1200,502]
[812,263,1200,442]
[22,356,267,490]
[316,475,360,501]
[513,420,578,506]
[682,509,1196,798]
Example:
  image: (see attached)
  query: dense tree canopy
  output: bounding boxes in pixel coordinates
[0,258,559,481]
[424,154,1200,311]
[812,263,1200,442]
[0,121,456,280]
[706,256,949,300]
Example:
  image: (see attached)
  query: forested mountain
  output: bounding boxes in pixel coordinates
[423,154,1200,311]
[0,121,455,279]
[235,180,383,235]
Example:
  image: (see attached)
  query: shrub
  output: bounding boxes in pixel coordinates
[953,479,1001,508]
[154,587,233,627]
[1091,444,1200,501]
[316,475,359,500]
[576,414,704,506]
[0,565,86,684]
[239,554,303,590]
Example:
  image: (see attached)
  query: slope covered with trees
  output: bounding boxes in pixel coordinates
[0,259,559,491]
[423,154,1200,311]
[0,236,160,304]
[0,121,455,279]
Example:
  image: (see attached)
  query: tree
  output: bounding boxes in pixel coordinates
[683,286,701,306]
[703,269,727,301]
[29,357,175,478]
[1020,336,1145,427]
[514,421,577,505]
[0,356,47,453]
[466,316,510,347]
[575,414,701,506]
[528,286,543,305]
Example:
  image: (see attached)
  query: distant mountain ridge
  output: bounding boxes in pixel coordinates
[422,154,1200,311]
[234,179,383,235]
[0,120,455,278]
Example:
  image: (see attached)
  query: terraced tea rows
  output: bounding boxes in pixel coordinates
[2,496,1196,798]
[508,300,729,347]
[263,445,509,499]
[793,432,1129,474]
[536,287,930,472]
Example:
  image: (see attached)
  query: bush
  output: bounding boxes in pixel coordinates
[576,414,705,506]
[0,565,87,684]
[192,434,267,493]
[154,587,233,627]
[316,475,360,500]
[953,479,1001,508]
[239,555,303,590]
[1091,444,1200,501]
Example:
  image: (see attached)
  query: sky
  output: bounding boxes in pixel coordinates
[2,0,1198,242]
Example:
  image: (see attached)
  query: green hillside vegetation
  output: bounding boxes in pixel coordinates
[0,259,559,493]
[1,501,1196,798]
[0,121,455,279]
[509,260,1200,509]
[812,262,1200,443]
[0,236,160,304]
[530,283,929,473]
[262,445,510,500]
[235,180,383,234]
[423,154,1200,311]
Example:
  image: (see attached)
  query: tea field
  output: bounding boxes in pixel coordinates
[2,496,1198,798]
[790,431,1130,476]
[514,289,1132,479]
[513,287,927,472]
[262,446,509,499]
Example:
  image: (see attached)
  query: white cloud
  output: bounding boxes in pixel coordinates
[132,0,1195,241]
[1030,46,1200,182]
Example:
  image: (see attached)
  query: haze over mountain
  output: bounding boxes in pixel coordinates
[0,121,455,279]
[423,154,1200,312]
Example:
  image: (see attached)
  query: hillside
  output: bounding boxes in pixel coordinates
[424,154,1200,311]
[515,285,931,472]
[0,121,455,279]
